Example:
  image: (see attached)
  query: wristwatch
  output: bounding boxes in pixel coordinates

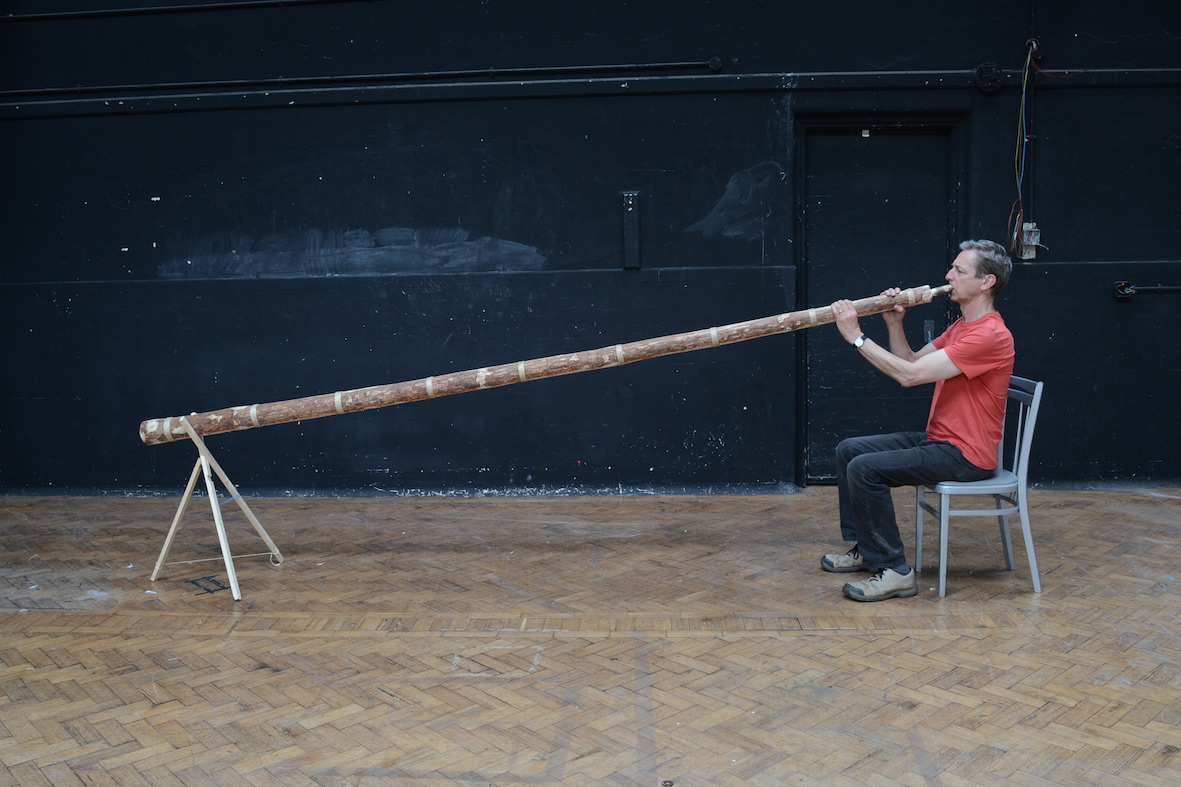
[853,334,868,348]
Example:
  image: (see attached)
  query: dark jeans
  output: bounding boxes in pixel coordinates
[835,431,992,572]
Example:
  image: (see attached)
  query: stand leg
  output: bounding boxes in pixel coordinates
[150,459,203,581]
[182,419,283,565]
[199,452,242,600]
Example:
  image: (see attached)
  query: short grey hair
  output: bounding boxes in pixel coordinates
[959,239,1012,296]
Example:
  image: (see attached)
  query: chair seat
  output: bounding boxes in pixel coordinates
[930,469,1017,495]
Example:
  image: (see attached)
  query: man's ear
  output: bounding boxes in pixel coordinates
[980,273,997,292]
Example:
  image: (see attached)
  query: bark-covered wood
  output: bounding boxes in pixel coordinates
[139,284,951,445]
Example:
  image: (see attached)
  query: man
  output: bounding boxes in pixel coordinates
[823,239,1015,601]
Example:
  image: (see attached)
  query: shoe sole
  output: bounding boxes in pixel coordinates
[821,560,865,574]
[842,584,918,602]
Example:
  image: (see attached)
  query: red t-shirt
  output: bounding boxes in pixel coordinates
[927,311,1015,470]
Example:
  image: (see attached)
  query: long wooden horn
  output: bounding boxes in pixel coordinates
[139,283,952,445]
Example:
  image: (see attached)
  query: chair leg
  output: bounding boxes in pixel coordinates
[1018,489,1042,593]
[996,496,1015,571]
[915,486,925,572]
[938,493,950,598]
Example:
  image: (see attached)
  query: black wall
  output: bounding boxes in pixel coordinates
[2,0,1178,494]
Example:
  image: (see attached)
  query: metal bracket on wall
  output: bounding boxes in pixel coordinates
[622,190,641,270]
[1114,281,1181,300]
[974,63,1004,94]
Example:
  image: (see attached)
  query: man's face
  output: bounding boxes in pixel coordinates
[945,250,983,302]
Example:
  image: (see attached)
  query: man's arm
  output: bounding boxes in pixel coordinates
[831,295,962,388]
[855,339,962,388]
[878,286,939,362]
[884,319,939,362]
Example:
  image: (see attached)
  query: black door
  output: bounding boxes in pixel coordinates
[801,123,960,483]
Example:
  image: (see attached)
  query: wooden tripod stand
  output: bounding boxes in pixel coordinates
[149,417,283,600]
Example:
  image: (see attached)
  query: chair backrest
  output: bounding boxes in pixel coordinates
[1001,375,1044,485]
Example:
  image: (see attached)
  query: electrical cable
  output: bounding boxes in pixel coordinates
[1031,59,1091,80]
[1008,41,1036,256]
[1009,38,1087,257]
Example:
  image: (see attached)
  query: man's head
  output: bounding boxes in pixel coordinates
[958,239,1013,297]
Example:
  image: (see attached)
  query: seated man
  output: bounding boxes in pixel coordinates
[823,239,1015,601]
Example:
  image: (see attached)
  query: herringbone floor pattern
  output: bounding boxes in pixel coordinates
[1,487,1179,785]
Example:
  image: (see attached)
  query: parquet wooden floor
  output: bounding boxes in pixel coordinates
[1,486,1179,785]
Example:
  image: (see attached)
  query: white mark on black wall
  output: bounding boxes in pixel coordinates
[158,225,546,279]
[685,161,786,241]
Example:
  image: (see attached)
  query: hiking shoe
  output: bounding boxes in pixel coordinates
[821,545,864,573]
[842,567,918,601]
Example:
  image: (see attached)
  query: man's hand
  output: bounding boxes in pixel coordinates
[880,287,906,327]
[830,299,862,344]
